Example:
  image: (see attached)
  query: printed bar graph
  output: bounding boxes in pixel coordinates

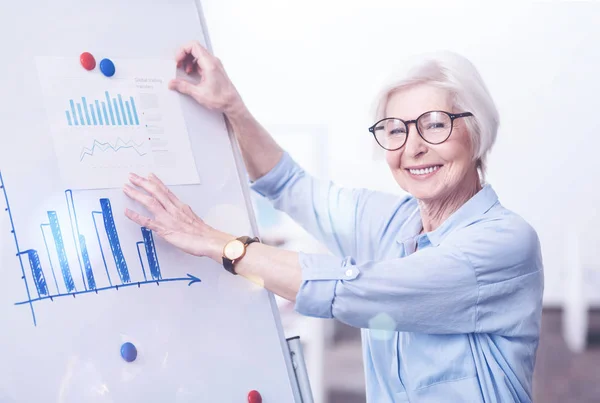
[118,94,128,125]
[130,96,139,125]
[64,91,140,127]
[82,97,91,125]
[77,104,84,125]
[90,105,97,125]
[112,99,122,125]
[95,100,103,125]
[69,100,79,126]
[101,102,109,124]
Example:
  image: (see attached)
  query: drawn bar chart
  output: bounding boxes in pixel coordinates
[0,170,201,327]
[65,91,140,127]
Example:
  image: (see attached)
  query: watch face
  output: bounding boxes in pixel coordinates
[224,239,245,260]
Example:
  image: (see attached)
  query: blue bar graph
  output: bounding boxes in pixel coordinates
[1,170,201,327]
[18,250,47,298]
[64,91,140,127]
[79,235,96,290]
[40,224,60,292]
[142,228,162,280]
[47,211,75,292]
[136,241,148,281]
[100,198,130,283]
[65,190,88,290]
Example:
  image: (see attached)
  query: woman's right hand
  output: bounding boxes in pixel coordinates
[168,40,247,118]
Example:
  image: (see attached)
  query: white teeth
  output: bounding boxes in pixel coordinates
[409,166,441,175]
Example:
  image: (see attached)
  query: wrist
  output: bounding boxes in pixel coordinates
[205,230,234,262]
[224,102,252,124]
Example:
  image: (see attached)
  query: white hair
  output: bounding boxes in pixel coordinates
[372,51,500,181]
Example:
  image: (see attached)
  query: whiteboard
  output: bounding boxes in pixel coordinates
[0,0,299,401]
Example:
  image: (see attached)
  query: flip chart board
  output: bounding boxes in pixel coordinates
[0,0,299,401]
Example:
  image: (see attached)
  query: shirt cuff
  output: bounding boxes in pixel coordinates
[294,252,360,319]
[250,152,298,200]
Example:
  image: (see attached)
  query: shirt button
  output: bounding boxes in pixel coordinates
[345,269,353,277]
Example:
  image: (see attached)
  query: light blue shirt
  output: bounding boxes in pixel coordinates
[251,152,544,403]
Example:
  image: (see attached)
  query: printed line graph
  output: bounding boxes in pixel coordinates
[0,171,201,326]
[79,138,147,162]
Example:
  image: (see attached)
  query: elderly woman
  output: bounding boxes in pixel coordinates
[123,41,544,402]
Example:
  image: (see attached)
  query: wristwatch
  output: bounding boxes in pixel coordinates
[222,236,260,275]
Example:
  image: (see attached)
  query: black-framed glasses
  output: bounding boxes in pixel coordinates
[368,111,473,151]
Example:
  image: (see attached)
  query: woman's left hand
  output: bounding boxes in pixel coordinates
[122,172,231,261]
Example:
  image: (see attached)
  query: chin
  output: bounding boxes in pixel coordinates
[396,173,444,201]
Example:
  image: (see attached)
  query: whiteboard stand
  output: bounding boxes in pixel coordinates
[287,336,315,403]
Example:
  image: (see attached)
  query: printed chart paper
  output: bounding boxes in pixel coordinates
[35,56,200,189]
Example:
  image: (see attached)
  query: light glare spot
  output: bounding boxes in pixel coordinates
[368,312,397,341]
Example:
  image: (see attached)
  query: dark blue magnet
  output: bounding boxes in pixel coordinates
[120,342,137,362]
[99,58,116,77]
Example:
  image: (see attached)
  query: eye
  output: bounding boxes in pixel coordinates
[388,127,406,136]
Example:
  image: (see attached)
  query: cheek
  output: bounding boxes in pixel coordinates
[385,150,400,169]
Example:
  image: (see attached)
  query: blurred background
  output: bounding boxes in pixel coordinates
[201,1,600,402]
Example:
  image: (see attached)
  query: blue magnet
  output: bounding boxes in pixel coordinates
[120,342,137,362]
[99,58,115,77]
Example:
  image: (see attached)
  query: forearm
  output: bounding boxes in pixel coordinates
[225,108,284,181]
[208,230,302,301]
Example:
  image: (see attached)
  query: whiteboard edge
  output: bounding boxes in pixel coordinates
[192,2,304,401]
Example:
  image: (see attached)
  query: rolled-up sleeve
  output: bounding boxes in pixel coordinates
[294,217,544,336]
[251,152,406,258]
[295,246,478,334]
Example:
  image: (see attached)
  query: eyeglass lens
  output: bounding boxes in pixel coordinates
[373,111,453,150]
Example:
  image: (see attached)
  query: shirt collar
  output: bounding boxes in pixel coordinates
[396,184,499,246]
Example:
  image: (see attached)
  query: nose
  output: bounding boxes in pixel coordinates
[403,122,428,158]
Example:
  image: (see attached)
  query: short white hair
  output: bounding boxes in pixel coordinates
[372,51,499,181]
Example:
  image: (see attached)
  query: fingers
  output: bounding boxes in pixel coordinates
[147,173,187,210]
[127,173,177,213]
[174,40,214,73]
[124,208,163,233]
[168,78,198,97]
[122,182,166,216]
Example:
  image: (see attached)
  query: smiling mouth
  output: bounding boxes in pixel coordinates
[406,165,442,176]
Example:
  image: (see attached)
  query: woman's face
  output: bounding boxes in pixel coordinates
[384,84,478,202]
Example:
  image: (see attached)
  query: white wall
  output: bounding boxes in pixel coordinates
[200,0,600,306]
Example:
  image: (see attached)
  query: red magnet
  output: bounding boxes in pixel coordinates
[80,52,96,71]
[247,390,262,403]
